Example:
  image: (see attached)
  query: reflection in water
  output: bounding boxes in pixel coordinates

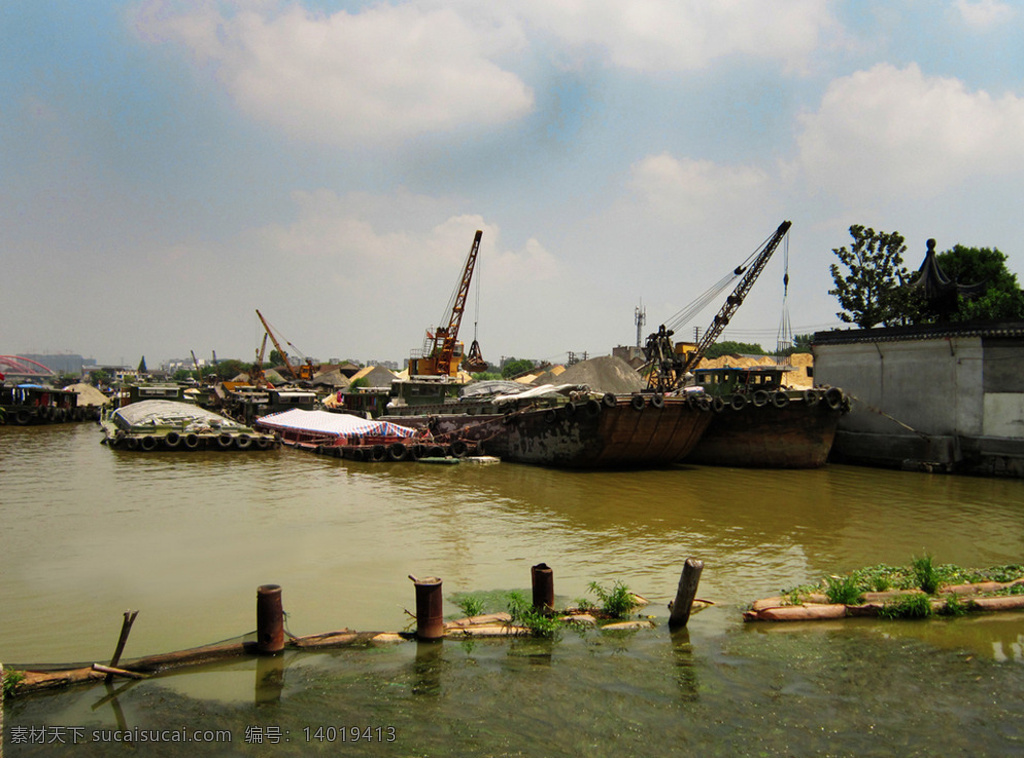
[254,654,284,705]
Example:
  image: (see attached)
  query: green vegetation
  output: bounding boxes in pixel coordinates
[829,225,1024,327]
[3,669,25,697]
[829,225,911,328]
[501,358,536,379]
[704,341,766,359]
[938,593,974,617]
[349,377,369,389]
[878,593,934,620]
[912,553,940,594]
[824,574,864,605]
[506,591,562,639]
[453,594,486,619]
[587,580,638,619]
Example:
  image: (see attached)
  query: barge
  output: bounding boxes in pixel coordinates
[100,400,278,452]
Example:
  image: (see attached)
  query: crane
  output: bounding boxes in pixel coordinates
[644,220,792,392]
[409,230,487,377]
[255,309,315,382]
[250,332,269,387]
[190,350,203,383]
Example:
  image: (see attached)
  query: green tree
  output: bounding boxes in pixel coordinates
[213,359,247,380]
[172,368,193,381]
[936,245,1024,322]
[89,369,111,387]
[792,334,814,352]
[704,341,766,359]
[501,358,536,379]
[829,225,911,328]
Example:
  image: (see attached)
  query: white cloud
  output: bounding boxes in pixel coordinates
[259,189,559,285]
[792,63,1024,202]
[133,1,534,144]
[955,0,1014,30]
[627,153,773,226]
[513,0,837,73]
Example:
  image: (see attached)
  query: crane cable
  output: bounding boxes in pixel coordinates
[659,226,780,335]
[776,232,793,362]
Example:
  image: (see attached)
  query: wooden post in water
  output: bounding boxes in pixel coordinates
[531,563,554,614]
[409,575,444,641]
[256,584,285,654]
[668,558,704,630]
[106,610,139,683]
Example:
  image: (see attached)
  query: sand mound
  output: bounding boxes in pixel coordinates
[539,355,645,395]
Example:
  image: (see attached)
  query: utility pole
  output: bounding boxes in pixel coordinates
[635,302,646,348]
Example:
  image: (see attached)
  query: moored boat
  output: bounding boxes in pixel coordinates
[683,366,849,468]
[386,389,713,469]
[100,400,278,452]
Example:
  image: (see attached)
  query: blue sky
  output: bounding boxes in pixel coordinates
[3,0,1023,367]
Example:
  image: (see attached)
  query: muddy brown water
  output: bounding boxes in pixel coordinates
[3,423,1024,756]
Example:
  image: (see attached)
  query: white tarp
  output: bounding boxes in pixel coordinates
[257,409,417,439]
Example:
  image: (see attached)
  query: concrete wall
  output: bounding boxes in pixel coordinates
[814,331,1024,474]
[815,336,984,438]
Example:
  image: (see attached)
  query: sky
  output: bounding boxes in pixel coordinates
[3,0,1024,368]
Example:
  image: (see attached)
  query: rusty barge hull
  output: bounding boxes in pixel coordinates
[388,395,712,469]
[684,394,845,468]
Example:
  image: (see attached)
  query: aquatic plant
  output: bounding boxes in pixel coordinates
[587,580,638,619]
[913,553,940,594]
[938,593,975,617]
[3,669,24,697]
[453,594,486,619]
[506,591,562,639]
[878,593,934,620]
[824,574,864,605]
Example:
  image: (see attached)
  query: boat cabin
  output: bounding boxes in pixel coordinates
[693,366,791,396]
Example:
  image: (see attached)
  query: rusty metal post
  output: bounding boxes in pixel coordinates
[409,575,444,641]
[669,558,704,630]
[256,584,285,654]
[531,562,554,614]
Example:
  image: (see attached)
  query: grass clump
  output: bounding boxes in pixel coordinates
[452,594,486,619]
[587,580,638,619]
[506,591,562,639]
[3,669,25,697]
[913,553,941,594]
[878,593,934,620]
[938,593,976,617]
[824,574,864,605]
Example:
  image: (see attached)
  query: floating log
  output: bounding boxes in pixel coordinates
[92,663,148,680]
[668,558,704,630]
[602,619,657,631]
[106,610,139,683]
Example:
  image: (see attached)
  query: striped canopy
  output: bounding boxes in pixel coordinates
[257,409,417,439]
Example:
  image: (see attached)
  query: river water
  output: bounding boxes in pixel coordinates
[3,422,1024,756]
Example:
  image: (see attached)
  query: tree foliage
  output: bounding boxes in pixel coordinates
[936,245,1024,322]
[501,358,536,379]
[704,341,766,359]
[829,225,911,328]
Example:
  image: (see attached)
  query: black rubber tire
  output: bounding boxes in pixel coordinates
[631,395,646,411]
[602,392,617,408]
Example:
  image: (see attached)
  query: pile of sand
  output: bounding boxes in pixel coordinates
[535,355,645,395]
[64,383,111,406]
